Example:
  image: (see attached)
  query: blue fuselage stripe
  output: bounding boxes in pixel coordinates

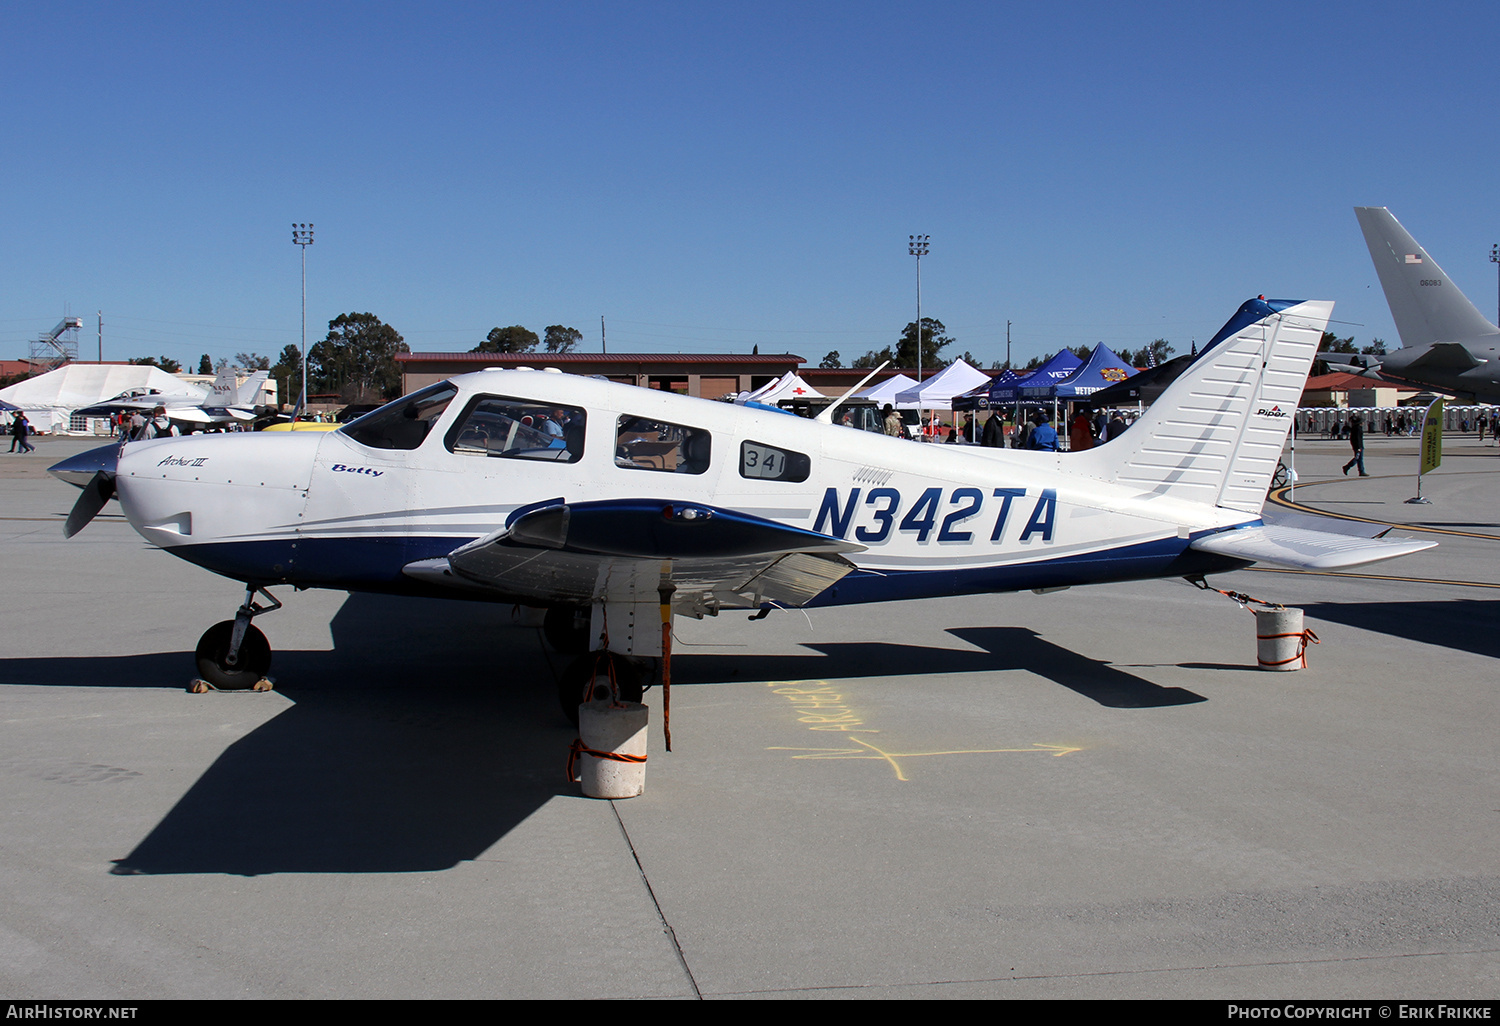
[161,534,1247,605]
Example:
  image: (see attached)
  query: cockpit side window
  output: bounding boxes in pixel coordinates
[614,416,710,474]
[739,440,810,482]
[445,396,585,463]
[340,383,457,450]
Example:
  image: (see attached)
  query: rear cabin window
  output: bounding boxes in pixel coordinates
[445,397,585,463]
[739,440,810,482]
[615,416,711,474]
[341,383,457,450]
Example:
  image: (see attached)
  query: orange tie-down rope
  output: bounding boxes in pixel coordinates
[1191,579,1321,668]
[566,738,647,783]
[660,607,672,753]
[1256,626,1321,669]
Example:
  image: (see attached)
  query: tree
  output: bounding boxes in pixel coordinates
[820,351,842,369]
[472,326,539,354]
[896,318,954,370]
[270,344,303,409]
[853,348,893,369]
[316,313,408,401]
[235,352,271,371]
[198,354,212,374]
[543,325,583,353]
[1142,338,1175,366]
[1362,338,1388,356]
[957,350,981,366]
[129,355,182,373]
[1315,330,1358,375]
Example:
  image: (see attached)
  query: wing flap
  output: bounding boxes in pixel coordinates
[492,498,863,559]
[1190,524,1435,570]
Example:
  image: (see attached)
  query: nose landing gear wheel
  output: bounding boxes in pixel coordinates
[195,620,272,690]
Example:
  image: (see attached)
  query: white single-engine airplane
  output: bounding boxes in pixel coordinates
[54,298,1433,715]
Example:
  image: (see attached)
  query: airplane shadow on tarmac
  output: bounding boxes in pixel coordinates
[674,626,1205,709]
[1300,598,1500,661]
[0,593,1197,876]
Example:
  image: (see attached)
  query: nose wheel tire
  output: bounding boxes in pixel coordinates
[195,621,272,690]
[557,651,648,725]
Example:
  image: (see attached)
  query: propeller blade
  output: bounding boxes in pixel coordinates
[64,471,116,538]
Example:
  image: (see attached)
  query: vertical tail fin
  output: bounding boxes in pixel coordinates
[1073,298,1332,514]
[1355,206,1497,347]
[236,370,269,406]
[206,366,238,409]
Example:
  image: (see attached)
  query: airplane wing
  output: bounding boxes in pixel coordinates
[402,498,866,610]
[1190,524,1434,571]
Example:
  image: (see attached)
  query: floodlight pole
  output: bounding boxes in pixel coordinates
[909,234,929,438]
[1491,244,1499,326]
[293,223,315,415]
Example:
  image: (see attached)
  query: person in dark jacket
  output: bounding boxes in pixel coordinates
[981,412,1005,448]
[1342,415,1368,477]
[10,411,34,453]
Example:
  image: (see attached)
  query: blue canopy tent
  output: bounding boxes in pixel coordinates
[952,368,1030,411]
[1048,345,1137,401]
[1011,349,1084,402]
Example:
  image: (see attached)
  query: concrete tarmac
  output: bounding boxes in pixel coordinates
[2,433,1497,999]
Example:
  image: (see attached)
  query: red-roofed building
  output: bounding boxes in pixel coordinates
[395,351,805,400]
[1300,371,1427,407]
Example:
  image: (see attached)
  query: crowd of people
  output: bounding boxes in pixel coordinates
[1309,410,1500,441]
[878,404,1137,451]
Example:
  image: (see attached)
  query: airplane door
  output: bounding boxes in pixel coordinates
[297,431,425,586]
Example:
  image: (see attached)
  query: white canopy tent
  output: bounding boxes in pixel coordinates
[892,359,990,411]
[855,373,918,409]
[0,364,206,433]
[746,372,823,405]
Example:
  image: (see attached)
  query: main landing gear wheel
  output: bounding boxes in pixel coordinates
[195,621,272,690]
[557,651,648,726]
[1271,459,1291,491]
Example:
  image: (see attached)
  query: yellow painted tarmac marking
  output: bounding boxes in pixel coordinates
[765,681,1081,781]
[770,737,1080,782]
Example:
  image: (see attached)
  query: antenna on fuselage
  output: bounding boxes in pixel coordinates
[815,361,890,425]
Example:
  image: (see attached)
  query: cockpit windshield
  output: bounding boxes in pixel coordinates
[340,383,458,450]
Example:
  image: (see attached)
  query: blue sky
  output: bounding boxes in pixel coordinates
[4,1,1498,370]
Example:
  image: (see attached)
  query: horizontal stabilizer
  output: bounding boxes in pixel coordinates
[1405,342,1485,372]
[1190,524,1434,570]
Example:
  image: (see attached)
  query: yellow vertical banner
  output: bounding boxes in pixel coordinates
[1420,398,1444,477]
